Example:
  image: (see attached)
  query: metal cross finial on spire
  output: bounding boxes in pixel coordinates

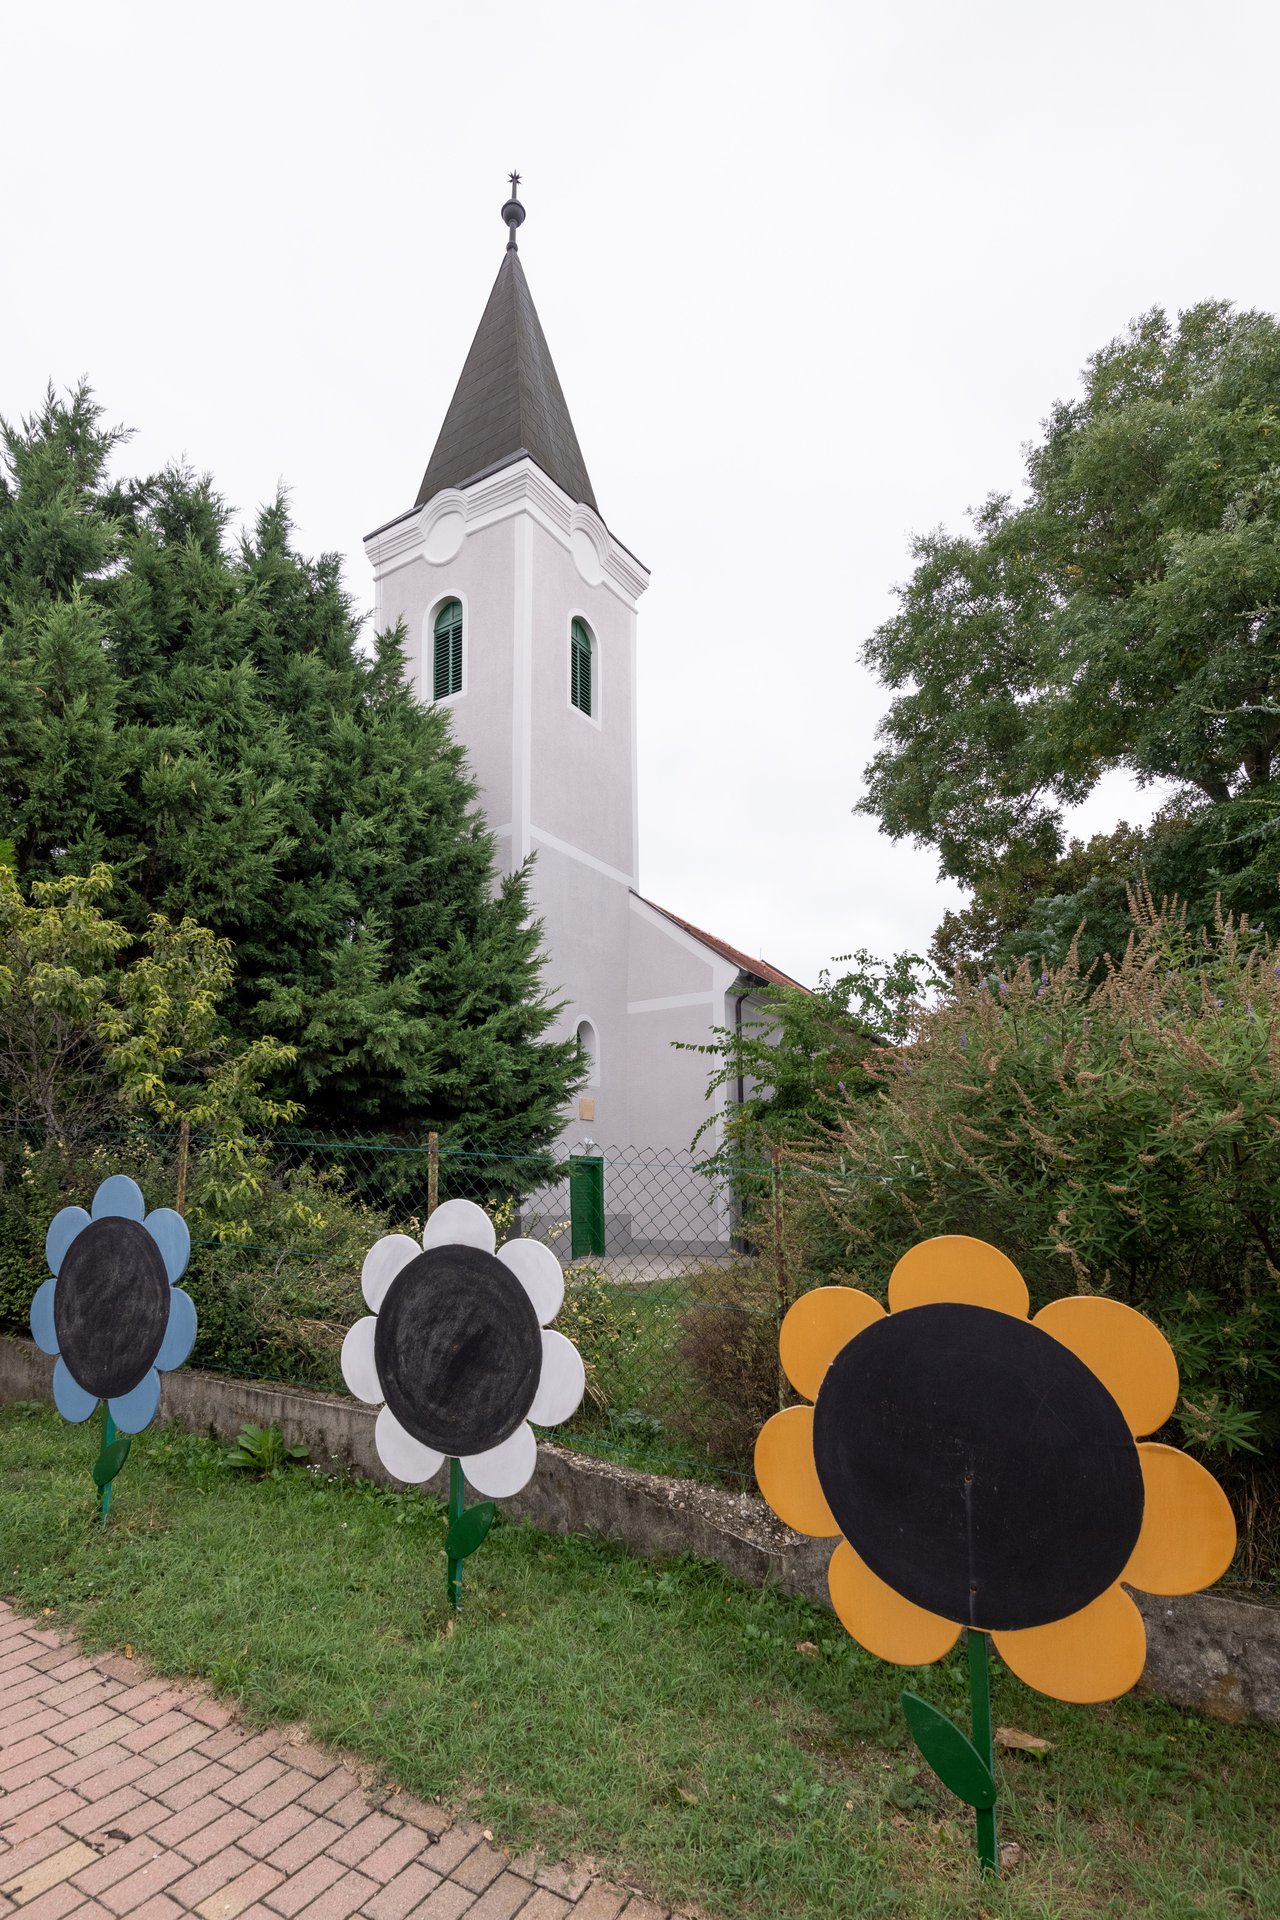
[501,171,526,252]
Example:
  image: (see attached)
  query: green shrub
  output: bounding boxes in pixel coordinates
[186,1154,384,1387]
[792,890,1280,1474]
[671,1262,781,1473]
[555,1263,644,1411]
[0,1131,185,1336]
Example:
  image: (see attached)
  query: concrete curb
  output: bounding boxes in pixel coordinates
[3,1334,1276,1727]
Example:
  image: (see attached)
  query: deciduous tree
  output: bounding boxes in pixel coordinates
[860,302,1280,969]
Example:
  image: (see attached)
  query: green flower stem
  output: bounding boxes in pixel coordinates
[968,1629,998,1874]
[447,1458,464,1611]
[99,1408,117,1524]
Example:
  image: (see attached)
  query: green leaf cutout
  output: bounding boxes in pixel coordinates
[445,1501,495,1561]
[92,1434,132,1488]
[901,1691,996,1809]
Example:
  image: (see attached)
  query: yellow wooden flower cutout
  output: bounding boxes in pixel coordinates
[755,1235,1236,1705]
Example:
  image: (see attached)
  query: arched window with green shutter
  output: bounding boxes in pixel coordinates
[432,599,463,699]
[570,618,593,717]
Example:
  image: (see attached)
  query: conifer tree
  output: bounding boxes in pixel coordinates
[0,384,582,1149]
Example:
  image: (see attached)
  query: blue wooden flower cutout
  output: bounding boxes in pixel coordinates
[30,1175,197,1435]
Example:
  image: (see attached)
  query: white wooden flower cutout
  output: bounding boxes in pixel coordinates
[341,1198,585,1497]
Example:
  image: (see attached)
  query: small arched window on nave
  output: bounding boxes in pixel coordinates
[433,599,463,700]
[576,1018,598,1085]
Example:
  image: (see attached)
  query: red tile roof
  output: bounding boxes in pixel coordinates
[636,897,810,992]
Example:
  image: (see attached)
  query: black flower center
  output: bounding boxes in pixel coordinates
[811,1302,1145,1632]
[54,1216,171,1400]
[374,1245,542,1457]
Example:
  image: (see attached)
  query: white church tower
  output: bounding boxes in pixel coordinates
[366,181,804,1236]
[365,179,646,1152]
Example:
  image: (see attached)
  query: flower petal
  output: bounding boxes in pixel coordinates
[30,1277,59,1355]
[462,1423,537,1497]
[828,1536,961,1665]
[1122,1443,1237,1594]
[362,1234,420,1312]
[421,1199,495,1255]
[154,1289,198,1372]
[498,1238,564,1324]
[888,1235,1029,1318]
[341,1316,383,1404]
[994,1584,1146,1704]
[144,1208,191,1284]
[45,1206,89,1277]
[52,1357,98,1423]
[779,1286,884,1401]
[1033,1297,1178,1435]
[91,1175,146,1222]
[109,1371,162,1435]
[375,1406,444,1484]
[754,1405,840,1538]
[528,1329,585,1426]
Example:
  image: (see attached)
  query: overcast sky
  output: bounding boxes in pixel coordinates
[4,0,1277,986]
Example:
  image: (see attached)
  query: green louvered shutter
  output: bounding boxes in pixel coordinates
[571,618,592,716]
[433,600,463,698]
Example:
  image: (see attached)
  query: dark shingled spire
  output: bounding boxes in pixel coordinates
[415,184,598,514]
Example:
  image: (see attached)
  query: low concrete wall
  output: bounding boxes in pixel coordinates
[3,1335,1276,1727]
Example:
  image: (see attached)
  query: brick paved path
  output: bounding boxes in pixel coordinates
[0,1602,672,1920]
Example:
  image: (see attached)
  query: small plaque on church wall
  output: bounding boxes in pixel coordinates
[578,1098,595,1122]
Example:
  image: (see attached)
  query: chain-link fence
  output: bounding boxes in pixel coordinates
[0,1127,825,1487]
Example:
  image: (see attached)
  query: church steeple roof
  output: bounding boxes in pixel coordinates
[415,183,598,514]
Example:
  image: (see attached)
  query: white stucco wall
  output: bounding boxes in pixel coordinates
[365,460,793,1253]
[633,904,736,993]
[530,841,631,1149]
[528,519,635,882]
[621,897,742,1244]
[366,463,647,1161]
[367,508,518,853]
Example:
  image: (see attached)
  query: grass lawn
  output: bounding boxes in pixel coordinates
[1,1400,1275,1920]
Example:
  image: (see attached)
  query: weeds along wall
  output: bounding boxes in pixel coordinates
[0,1126,814,1487]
